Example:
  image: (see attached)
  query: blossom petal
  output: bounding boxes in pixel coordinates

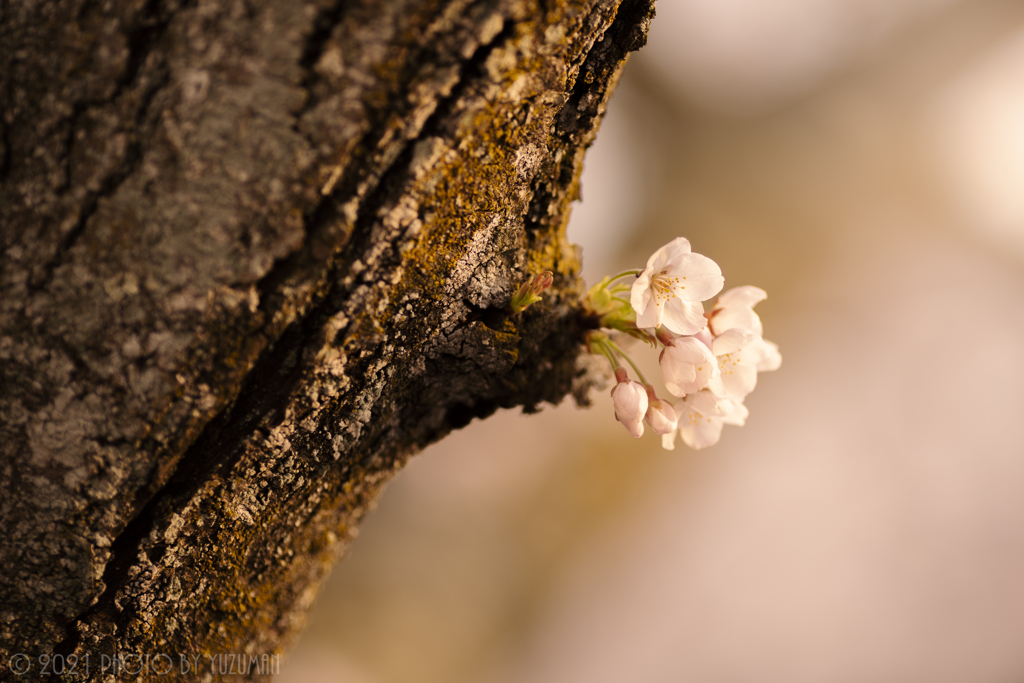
[719,361,758,402]
[647,237,692,273]
[678,410,724,450]
[706,373,726,398]
[662,351,697,392]
[634,290,662,329]
[710,307,761,336]
[660,297,708,336]
[660,338,716,397]
[666,337,716,364]
[677,390,732,449]
[688,389,734,417]
[748,337,782,372]
[716,285,767,309]
[621,419,644,438]
[710,286,766,336]
[645,399,678,435]
[693,327,714,349]
[661,431,677,451]
[711,328,756,356]
[673,252,724,301]
[630,270,655,321]
[721,401,749,427]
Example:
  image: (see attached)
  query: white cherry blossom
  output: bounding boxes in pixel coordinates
[706,328,759,402]
[675,390,745,450]
[611,371,648,438]
[706,328,782,403]
[631,237,724,335]
[659,335,718,397]
[644,390,679,436]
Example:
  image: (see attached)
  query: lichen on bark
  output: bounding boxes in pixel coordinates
[0,0,655,678]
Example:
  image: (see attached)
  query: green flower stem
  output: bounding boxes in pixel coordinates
[598,342,620,372]
[607,339,648,385]
[606,269,643,284]
[588,332,620,372]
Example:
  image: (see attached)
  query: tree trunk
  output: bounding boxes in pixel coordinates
[0,0,653,678]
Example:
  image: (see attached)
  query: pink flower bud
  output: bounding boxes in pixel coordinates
[644,388,679,436]
[531,270,553,294]
[509,271,554,314]
[611,373,648,438]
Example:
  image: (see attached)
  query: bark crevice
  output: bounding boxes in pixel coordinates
[31,0,185,291]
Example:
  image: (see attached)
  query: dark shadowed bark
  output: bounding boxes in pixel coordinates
[0,0,653,678]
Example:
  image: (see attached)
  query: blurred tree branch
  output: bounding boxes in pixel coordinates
[0,0,653,677]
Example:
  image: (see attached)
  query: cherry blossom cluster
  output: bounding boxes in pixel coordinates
[584,237,781,450]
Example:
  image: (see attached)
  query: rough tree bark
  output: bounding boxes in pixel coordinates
[0,0,653,678]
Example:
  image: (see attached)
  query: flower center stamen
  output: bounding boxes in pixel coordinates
[651,272,684,303]
[717,352,741,375]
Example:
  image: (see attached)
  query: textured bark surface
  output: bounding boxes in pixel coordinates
[0,0,653,678]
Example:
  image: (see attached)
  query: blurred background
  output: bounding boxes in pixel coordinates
[281,1,1024,681]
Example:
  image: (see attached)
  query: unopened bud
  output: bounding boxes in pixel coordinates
[643,385,679,436]
[610,372,647,438]
[510,271,554,314]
